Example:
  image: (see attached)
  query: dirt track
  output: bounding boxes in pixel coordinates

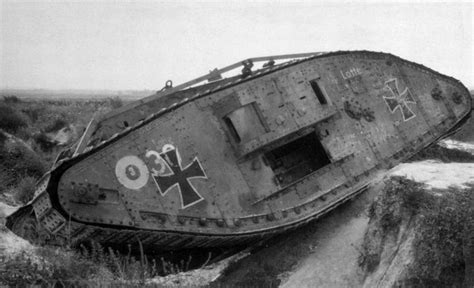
[280,209,368,287]
[214,177,382,287]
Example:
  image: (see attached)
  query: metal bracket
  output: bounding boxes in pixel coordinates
[70,182,99,205]
[74,118,98,156]
[32,193,52,219]
[41,209,66,234]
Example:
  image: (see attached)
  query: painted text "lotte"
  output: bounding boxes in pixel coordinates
[340,68,362,80]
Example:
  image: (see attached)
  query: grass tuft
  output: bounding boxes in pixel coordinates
[0,240,196,286]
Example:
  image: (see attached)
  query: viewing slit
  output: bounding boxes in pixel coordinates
[310,80,327,105]
[264,133,331,187]
[223,116,241,143]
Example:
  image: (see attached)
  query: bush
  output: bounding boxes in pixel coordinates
[21,105,46,122]
[109,96,123,109]
[34,132,56,152]
[14,176,37,204]
[0,104,28,134]
[0,141,48,184]
[10,145,48,178]
[409,186,472,285]
[44,118,68,133]
[3,95,21,103]
[0,166,15,190]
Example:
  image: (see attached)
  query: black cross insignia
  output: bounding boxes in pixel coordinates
[152,147,207,209]
[383,78,416,121]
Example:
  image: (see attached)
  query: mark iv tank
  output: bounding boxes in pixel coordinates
[7,51,472,250]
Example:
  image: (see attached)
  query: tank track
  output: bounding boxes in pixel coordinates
[7,50,472,250]
[8,184,370,250]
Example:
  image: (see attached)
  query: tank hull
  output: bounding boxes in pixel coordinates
[7,51,472,249]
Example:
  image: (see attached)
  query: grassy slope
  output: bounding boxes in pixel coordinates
[0,97,116,203]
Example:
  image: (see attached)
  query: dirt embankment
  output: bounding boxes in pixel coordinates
[215,137,474,287]
[359,177,473,287]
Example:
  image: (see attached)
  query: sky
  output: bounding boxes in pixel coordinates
[0,1,472,91]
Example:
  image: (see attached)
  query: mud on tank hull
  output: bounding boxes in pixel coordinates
[7,51,472,250]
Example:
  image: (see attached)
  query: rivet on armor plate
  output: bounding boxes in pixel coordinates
[431,86,443,100]
[276,115,285,125]
[216,219,225,227]
[266,214,275,221]
[77,186,87,197]
[452,91,463,104]
[199,218,207,226]
[252,217,259,224]
[282,211,288,218]
[294,207,301,214]
[233,218,242,227]
[251,158,261,170]
[320,195,327,201]
[178,217,186,225]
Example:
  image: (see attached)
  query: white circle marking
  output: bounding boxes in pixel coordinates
[115,155,149,190]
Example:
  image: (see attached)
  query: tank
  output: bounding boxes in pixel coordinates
[6,51,472,250]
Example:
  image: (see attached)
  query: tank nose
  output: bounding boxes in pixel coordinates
[432,78,472,120]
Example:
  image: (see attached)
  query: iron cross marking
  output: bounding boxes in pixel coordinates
[383,78,416,121]
[152,148,207,209]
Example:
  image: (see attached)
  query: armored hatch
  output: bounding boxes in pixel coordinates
[7,51,472,250]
